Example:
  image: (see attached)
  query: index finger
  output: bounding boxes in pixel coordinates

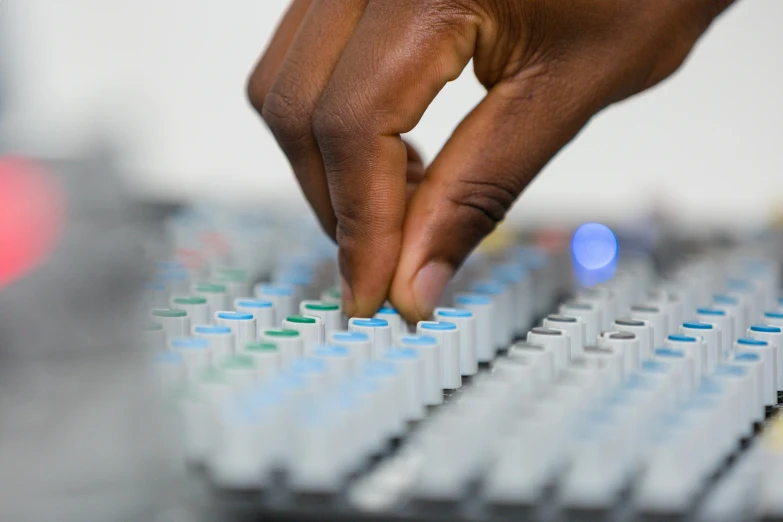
[312,1,480,317]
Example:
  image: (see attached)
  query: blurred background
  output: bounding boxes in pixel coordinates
[1,0,782,229]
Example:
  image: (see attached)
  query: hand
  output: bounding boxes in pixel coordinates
[248,0,734,321]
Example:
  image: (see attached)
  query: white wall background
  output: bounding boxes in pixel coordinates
[1,0,781,228]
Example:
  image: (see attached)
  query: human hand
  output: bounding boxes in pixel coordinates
[248,0,734,321]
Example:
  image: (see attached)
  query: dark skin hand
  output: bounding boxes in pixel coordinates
[248,0,735,322]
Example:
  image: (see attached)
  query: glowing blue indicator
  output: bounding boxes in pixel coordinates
[571,222,618,286]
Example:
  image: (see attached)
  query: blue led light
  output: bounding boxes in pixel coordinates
[572,223,618,270]
[571,222,618,286]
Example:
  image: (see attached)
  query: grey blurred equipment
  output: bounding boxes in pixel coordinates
[0,139,196,522]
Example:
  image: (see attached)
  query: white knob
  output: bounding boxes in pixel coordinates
[645,289,683,334]
[696,308,734,360]
[613,318,654,361]
[713,363,755,439]
[559,301,601,344]
[260,328,304,367]
[653,347,696,396]
[216,311,256,351]
[254,283,296,325]
[712,295,745,342]
[234,298,276,335]
[527,327,569,372]
[762,311,783,328]
[192,282,229,318]
[734,338,776,408]
[578,287,617,329]
[348,317,392,360]
[507,341,556,389]
[374,306,404,341]
[583,345,625,391]
[216,353,259,389]
[243,341,282,382]
[493,262,533,335]
[363,361,406,438]
[434,307,478,376]
[630,305,668,347]
[313,344,353,388]
[384,347,425,421]
[143,321,166,351]
[151,308,190,339]
[665,334,707,384]
[193,324,234,361]
[170,337,212,379]
[283,315,325,355]
[328,330,372,368]
[729,352,765,425]
[417,321,461,390]
[301,301,342,335]
[454,293,495,363]
[471,279,514,350]
[543,314,586,358]
[748,324,783,394]
[400,335,442,406]
[171,296,209,325]
[680,322,721,374]
[598,331,640,374]
[144,281,169,309]
[153,351,185,391]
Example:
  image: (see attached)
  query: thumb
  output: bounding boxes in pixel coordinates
[389,74,600,321]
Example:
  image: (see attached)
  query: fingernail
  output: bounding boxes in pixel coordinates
[412,261,452,319]
[341,276,355,317]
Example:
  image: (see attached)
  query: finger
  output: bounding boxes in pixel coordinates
[247,0,313,112]
[404,140,425,202]
[312,1,479,316]
[259,0,368,239]
[389,69,605,320]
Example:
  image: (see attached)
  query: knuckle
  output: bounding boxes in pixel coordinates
[260,89,313,150]
[445,174,520,233]
[311,101,360,147]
